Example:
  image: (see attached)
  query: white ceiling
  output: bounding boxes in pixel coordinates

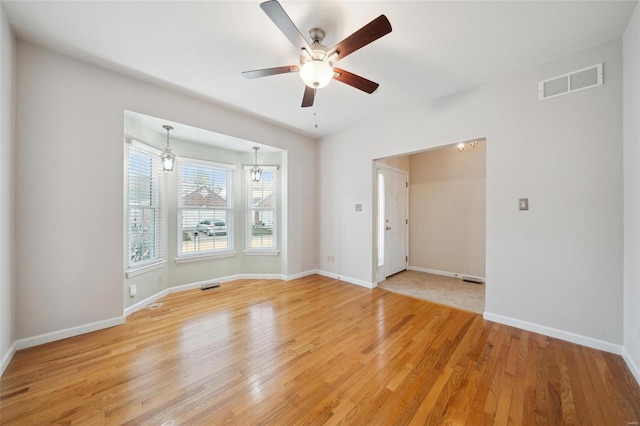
[3,0,638,141]
[125,110,283,153]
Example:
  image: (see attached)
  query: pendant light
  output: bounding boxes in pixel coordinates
[161,125,176,172]
[250,146,262,182]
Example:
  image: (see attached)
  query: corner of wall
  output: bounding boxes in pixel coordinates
[0,3,17,376]
[623,0,640,386]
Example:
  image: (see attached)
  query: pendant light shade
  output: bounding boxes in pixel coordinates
[161,125,176,172]
[250,146,262,182]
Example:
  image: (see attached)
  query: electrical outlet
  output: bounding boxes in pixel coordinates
[157,274,163,285]
[327,255,335,262]
[129,285,137,298]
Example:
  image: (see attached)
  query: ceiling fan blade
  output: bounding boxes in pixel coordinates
[327,15,392,61]
[333,68,379,94]
[242,65,299,79]
[260,0,311,54]
[301,86,315,108]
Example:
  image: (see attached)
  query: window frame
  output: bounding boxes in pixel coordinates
[175,156,236,262]
[244,165,279,255]
[125,139,166,275]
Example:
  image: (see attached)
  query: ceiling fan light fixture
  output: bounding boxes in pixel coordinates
[244,1,392,107]
[299,60,334,89]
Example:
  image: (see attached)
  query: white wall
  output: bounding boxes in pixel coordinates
[623,3,640,383]
[0,4,15,373]
[319,38,624,348]
[409,143,486,278]
[14,41,317,341]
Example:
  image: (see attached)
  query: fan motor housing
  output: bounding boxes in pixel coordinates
[300,27,329,65]
[309,27,325,43]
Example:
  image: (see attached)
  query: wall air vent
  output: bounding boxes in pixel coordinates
[539,63,603,101]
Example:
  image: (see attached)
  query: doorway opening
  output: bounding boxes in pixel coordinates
[374,139,486,313]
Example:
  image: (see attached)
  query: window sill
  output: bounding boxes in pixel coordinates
[243,250,279,256]
[175,251,236,264]
[126,260,166,278]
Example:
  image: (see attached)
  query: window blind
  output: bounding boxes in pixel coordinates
[127,141,164,268]
[177,158,234,257]
[245,166,278,251]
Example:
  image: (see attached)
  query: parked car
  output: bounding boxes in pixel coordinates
[196,220,227,236]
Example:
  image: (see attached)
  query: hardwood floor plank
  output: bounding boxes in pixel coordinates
[1,275,639,425]
[555,343,578,424]
[507,333,528,425]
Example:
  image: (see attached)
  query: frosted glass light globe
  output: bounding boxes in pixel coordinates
[299,60,333,89]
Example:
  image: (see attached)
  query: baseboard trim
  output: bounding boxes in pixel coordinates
[232,274,284,281]
[124,273,316,317]
[1,342,16,376]
[14,316,126,352]
[284,269,317,281]
[408,265,485,283]
[124,288,171,316]
[622,347,640,386]
[483,312,622,355]
[315,269,374,289]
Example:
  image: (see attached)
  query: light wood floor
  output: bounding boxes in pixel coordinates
[1,275,639,424]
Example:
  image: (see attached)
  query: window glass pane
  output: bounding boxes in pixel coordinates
[127,142,163,268]
[377,170,385,268]
[179,164,231,207]
[249,209,274,247]
[178,160,233,257]
[129,207,156,263]
[246,169,277,250]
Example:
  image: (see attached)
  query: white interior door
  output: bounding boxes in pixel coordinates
[384,167,408,277]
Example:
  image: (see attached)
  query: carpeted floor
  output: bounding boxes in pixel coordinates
[378,270,485,314]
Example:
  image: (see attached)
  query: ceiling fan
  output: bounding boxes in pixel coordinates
[242,0,392,108]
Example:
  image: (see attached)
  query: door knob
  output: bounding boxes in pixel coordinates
[385,226,392,231]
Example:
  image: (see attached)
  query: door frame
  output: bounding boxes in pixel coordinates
[374,163,409,284]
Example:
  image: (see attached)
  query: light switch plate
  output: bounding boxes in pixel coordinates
[519,198,529,211]
[355,204,362,212]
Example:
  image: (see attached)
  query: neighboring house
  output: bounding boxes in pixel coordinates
[183,185,227,207]
[182,186,228,231]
